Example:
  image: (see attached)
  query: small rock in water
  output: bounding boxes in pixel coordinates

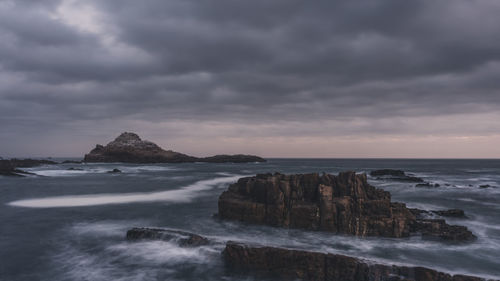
[479,185,492,188]
[67,167,83,171]
[416,182,440,188]
[107,168,121,173]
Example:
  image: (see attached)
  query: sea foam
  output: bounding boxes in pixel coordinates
[8,175,243,208]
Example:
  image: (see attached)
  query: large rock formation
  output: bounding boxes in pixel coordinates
[224,242,496,281]
[218,172,475,241]
[84,132,266,163]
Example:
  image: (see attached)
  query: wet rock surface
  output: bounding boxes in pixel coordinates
[223,242,495,281]
[218,172,475,241]
[84,132,265,163]
[371,169,425,182]
[410,209,467,219]
[126,227,210,247]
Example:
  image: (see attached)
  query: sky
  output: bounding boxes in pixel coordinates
[1,0,500,158]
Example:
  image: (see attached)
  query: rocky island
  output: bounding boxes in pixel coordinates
[84,132,266,163]
[218,171,475,242]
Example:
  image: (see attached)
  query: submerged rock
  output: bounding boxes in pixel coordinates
[218,172,475,241]
[67,167,84,171]
[223,242,494,281]
[126,227,209,247]
[84,132,265,163]
[416,183,441,188]
[107,168,122,173]
[370,169,424,182]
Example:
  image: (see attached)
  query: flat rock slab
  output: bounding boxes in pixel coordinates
[126,227,209,247]
[223,242,497,281]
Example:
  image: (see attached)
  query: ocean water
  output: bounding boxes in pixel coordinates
[1,159,499,281]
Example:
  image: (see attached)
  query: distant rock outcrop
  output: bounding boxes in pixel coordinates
[223,242,494,281]
[370,169,424,182]
[84,132,266,163]
[218,172,475,242]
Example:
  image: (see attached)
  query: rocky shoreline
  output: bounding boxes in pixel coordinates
[0,158,57,177]
[217,171,475,242]
[124,227,495,281]
[83,132,266,163]
[223,242,496,281]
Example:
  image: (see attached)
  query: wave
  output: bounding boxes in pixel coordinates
[7,175,244,208]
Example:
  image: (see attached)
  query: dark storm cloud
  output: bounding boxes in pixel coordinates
[1,0,500,157]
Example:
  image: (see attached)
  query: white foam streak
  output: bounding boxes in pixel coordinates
[8,175,242,208]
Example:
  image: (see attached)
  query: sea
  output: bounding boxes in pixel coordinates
[1,159,499,281]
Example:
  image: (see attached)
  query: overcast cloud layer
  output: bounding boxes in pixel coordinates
[1,0,500,158]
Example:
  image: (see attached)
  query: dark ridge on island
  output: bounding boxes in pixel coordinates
[83,132,266,163]
[218,171,475,242]
[223,242,497,281]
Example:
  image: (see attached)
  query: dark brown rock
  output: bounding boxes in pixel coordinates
[411,219,475,242]
[432,209,466,218]
[409,208,467,219]
[126,227,209,247]
[223,242,493,281]
[218,172,475,241]
[84,132,265,163]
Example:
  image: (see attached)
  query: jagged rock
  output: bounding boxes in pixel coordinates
[218,172,475,241]
[223,242,494,281]
[107,168,121,173]
[84,132,265,163]
[411,219,475,242]
[84,132,197,163]
[126,227,209,247]
[433,209,466,218]
[371,169,424,183]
